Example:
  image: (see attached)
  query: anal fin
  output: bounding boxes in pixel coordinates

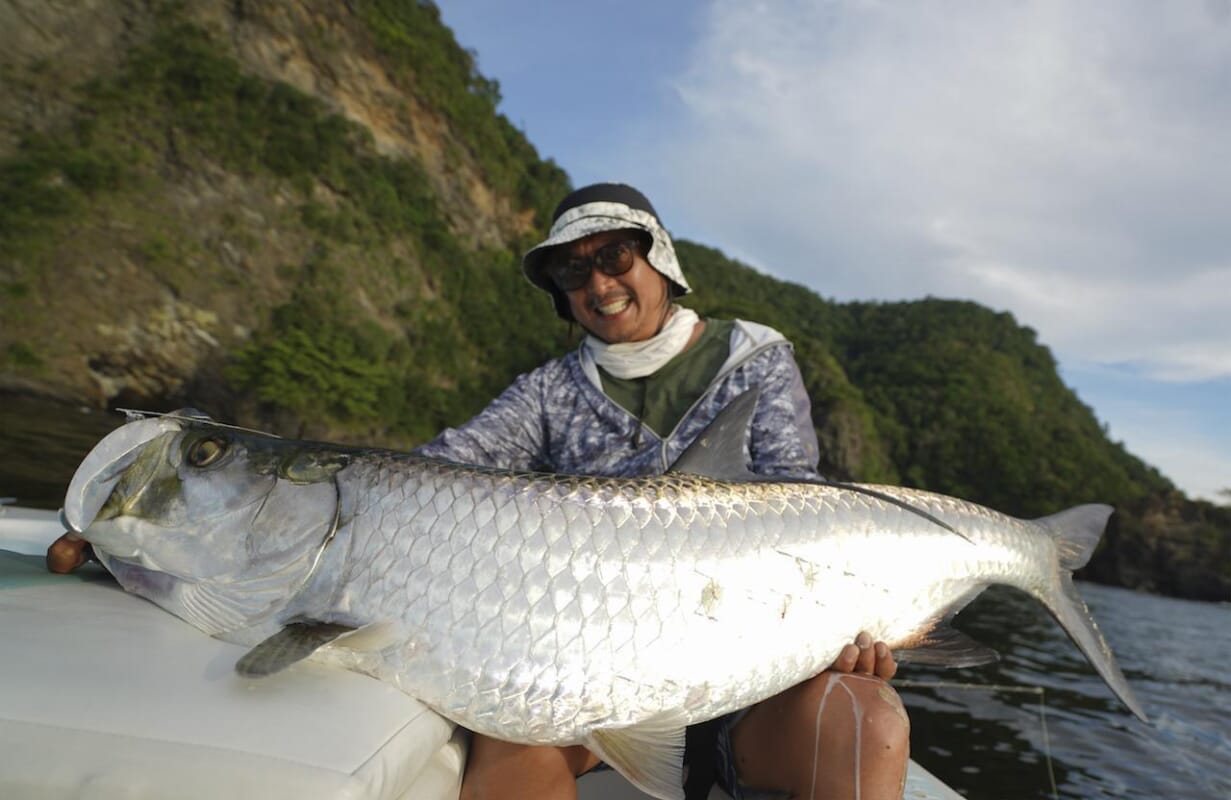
[586,709,689,800]
[893,623,999,668]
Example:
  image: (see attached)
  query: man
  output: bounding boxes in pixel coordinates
[416,183,909,799]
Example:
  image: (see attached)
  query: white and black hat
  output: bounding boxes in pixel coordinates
[523,183,691,319]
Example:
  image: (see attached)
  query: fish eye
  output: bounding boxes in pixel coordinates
[186,436,229,468]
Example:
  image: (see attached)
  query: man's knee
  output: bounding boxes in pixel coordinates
[858,680,910,756]
[798,672,909,749]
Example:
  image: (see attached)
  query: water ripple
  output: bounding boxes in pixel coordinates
[900,584,1231,799]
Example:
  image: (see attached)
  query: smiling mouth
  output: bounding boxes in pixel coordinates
[594,296,631,316]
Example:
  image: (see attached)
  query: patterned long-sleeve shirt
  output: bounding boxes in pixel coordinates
[416,320,820,481]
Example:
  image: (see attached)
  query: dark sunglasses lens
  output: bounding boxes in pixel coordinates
[547,239,638,291]
[596,241,635,276]
[549,260,589,291]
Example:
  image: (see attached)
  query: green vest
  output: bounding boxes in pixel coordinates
[599,318,735,437]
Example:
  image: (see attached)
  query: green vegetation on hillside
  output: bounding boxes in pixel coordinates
[675,242,1173,514]
[0,133,127,249]
[830,300,1172,515]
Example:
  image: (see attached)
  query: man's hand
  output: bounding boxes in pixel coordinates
[831,631,897,680]
[47,532,93,574]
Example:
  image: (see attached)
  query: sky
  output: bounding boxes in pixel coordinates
[435,0,1231,503]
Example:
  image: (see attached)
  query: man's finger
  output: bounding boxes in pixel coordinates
[854,631,876,673]
[874,641,898,680]
[47,532,92,574]
[832,642,860,672]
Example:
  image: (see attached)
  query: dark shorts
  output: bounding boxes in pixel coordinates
[716,708,786,800]
[713,710,743,797]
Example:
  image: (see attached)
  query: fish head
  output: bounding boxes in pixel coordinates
[64,411,347,633]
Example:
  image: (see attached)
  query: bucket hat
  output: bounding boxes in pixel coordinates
[523,183,691,319]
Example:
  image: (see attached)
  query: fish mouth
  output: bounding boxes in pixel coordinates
[64,416,183,533]
[80,515,181,579]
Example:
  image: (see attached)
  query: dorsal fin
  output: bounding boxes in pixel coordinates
[1033,504,1114,571]
[668,389,760,481]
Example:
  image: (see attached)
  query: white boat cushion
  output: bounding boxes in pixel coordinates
[0,508,464,800]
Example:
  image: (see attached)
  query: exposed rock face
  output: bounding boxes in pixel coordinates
[88,299,221,405]
[182,0,525,249]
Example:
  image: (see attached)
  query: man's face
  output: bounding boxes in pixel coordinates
[560,230,670,344]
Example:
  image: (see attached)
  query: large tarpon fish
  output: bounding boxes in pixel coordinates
[62,393,1145,800]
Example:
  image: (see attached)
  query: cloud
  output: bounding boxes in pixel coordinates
[646,0,1231,382]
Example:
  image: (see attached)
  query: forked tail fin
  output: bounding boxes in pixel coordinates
[1034,505,1149,722]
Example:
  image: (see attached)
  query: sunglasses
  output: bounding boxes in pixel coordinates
[546,238,643,292]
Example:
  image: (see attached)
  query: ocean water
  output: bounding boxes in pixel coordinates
[2,393,1228,799]
[899,583,1230,799]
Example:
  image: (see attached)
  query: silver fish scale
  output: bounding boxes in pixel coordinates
[321,456,1046,745]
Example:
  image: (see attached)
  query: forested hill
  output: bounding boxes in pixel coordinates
[0,0,1226,600]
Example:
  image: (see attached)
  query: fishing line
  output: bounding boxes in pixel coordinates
[809,675,868,800]
[895,679,1059,800]
[778,475,974,543]
[848,681,863,800]
[115,408,283,438]
[810,675,839,800]
[817,481,971,543]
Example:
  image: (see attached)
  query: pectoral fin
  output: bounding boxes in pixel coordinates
[586,710,689,800]
[236,620,357,677]
[893,623,999,667]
